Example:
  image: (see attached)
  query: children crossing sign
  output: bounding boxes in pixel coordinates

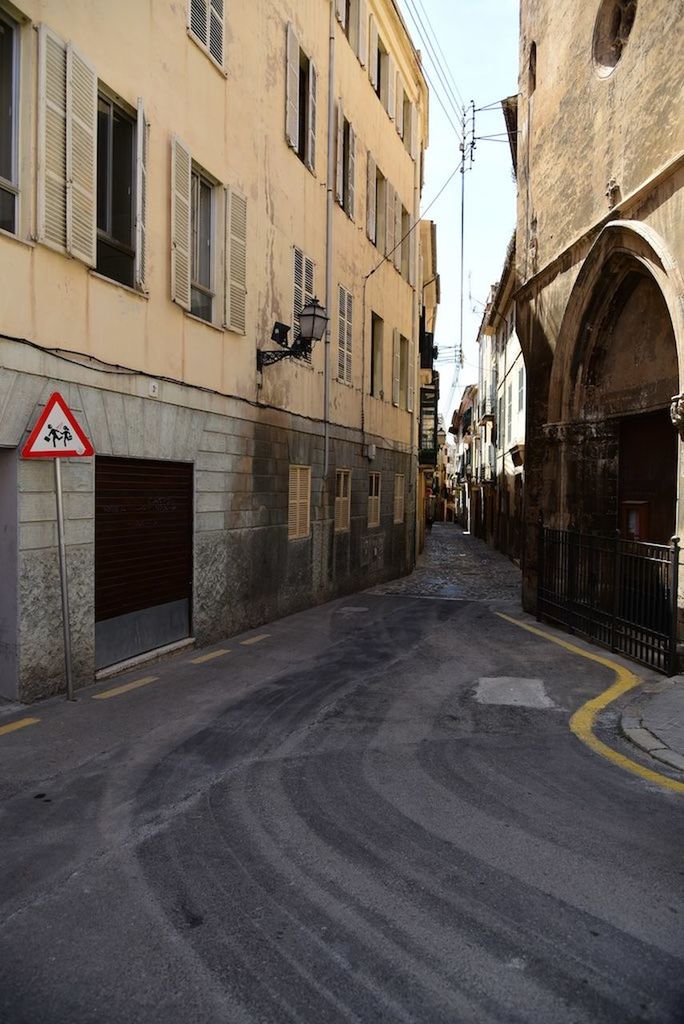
[21,391,94,458]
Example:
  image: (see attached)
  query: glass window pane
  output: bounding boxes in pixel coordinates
[0,17,15,184]
[111,106,133,245]
[197,178,212,288]
[0,186,15,233]
[96,237,134,288]
[97,98,110,232]
[191,285,212,323]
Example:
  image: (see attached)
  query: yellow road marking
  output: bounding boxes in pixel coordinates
[191,649,231,664]
[497,613,684,794]
[240,634,270,646]
[92,675,159,700]
[0,717,39,737]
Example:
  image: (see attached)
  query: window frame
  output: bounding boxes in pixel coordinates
[370,312,384,399]
[334,469,352,533]
[190,163,216,323]
[368,471,381,528]
[96,90,136,288]
[0,7,20,236]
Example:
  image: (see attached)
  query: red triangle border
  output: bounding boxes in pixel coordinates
[21,391,95,459]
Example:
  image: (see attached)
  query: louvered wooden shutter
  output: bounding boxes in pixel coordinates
[396,77,404,136]
[392,329,400,406]
[189,0,208,46]
[337,285,347,381]
[408,337,415,413]
[385,183,395,259]
[366,153,376,243]
[304,255,314,308]
[347,125,355,220]
[387,54,395,119]
[410,103,419,160]
[225,188,247,333]
[171,135,192,310]
[335,104,344,205]
[134,99,149,291]
[394,474,405,523]
[285,24,299,151]
[408,219,416,287]
[335,0,346,28]
[288,466,310,539]
[358,0,368,66]
[345,289,353,384]
[306,60,317,172]
[208,0,224,66]
[393,194,402,271]
[293,246,304,333]
[66,44,97,266]
[368,15,378,87]
[37,25,67,250]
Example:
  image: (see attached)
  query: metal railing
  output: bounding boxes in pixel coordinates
[537,523,679,674]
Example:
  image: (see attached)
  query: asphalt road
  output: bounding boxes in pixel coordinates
[1,590,683,1023]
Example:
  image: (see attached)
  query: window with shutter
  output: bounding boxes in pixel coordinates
[368,15,378,88]
[357,0,368,66]
[337,285,353,385]
[190,165,214,322]
[293,247,314,339]
[392,328,400,407]
[66,44,97,266]
[385,183,395,260]
[285,23,300,152]
[288,465,311,539]
[407,338,415,413]
[368,472,380,528]
[97,92,136,287]
[286,26,317,173]
[38,25,67,251]
[408,217,416,286]
[335,103,344,205]
[387,54,395,119]
[399,334,409,409]
[366,152,376,243]
[393,474,405,524]
[347,125,355,220]
[395,76,404,137]
[335,0,346,28]
[370,312,384,399]
[171,135,192,311]
[225,187,247,333]
[410,103,419,160]
[188,0,224,69]
[334,470,351,533]
[393,195,402,271]
[0,10,19,235]
[306,59,317,172]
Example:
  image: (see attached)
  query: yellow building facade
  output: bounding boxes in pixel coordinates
[0,0,428,700]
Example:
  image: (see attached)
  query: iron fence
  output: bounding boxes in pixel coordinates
[537,524,679,674]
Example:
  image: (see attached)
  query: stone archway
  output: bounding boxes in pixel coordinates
[545,222,683,543]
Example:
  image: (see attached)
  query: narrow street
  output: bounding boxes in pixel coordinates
[1,525,682,1024]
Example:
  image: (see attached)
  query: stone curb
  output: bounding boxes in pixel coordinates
[620,689,684,774]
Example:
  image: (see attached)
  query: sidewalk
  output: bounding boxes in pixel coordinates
[622,677,684,772]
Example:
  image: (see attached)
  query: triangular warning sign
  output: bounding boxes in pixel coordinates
[22,391,94,459]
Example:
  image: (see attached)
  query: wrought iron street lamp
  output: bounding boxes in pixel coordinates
[257,297,330,372]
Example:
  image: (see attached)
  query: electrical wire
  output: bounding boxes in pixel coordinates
[413,0,466,112]
[403,0,464,124]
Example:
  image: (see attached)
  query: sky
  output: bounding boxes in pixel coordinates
[396,0,520,424]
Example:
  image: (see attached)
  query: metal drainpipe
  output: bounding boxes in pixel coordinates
[324,0,335,478]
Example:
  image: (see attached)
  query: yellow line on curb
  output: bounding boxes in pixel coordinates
[92,676,159,700]
[240,634,270,646]
[0,717,40,737]
[497,613,684,795]
[191,649,231,664]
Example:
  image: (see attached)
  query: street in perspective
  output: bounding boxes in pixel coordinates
[1,0,683,1022]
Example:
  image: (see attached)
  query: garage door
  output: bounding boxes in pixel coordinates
[95,457,193,669]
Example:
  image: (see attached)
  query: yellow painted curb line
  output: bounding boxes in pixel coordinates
[92,675,159,700]
[0,716,40,737]
[240,634,270,646]
[497,613,684,795]
[191,649,231,664]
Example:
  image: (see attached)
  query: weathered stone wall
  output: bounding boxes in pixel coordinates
[0,359,415,702]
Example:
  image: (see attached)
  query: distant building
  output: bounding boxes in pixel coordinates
[417,219,440,551]
[450,384,478,530]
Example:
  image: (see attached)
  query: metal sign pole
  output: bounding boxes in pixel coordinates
[54,459,75,701]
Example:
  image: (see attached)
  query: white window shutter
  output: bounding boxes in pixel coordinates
[285,23,300,152]
[393,194,402,271]
[386,183,395,259]
[171,135,192,311]
[306,60,317,172]
[134,98,149,291]
[408,220,416,287]
[387,54,395,119]
[408,338,415,412]
[208,0,224,66]
[396,77,404,136]
[37,25,67,250]
[347,124,355,220]
[304,255,314,305]
[335,0,346,28]
[65,44,97,266]
[410,103,419,160]
[357,0,368,67]
[335,103,344,205]
[392,329,400,407]
[366,152,376,243]
[345,289,353,384]
[337,285,346,381]
[225,187,247,334]
[368,15,378,87]
[293,246,304,332]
